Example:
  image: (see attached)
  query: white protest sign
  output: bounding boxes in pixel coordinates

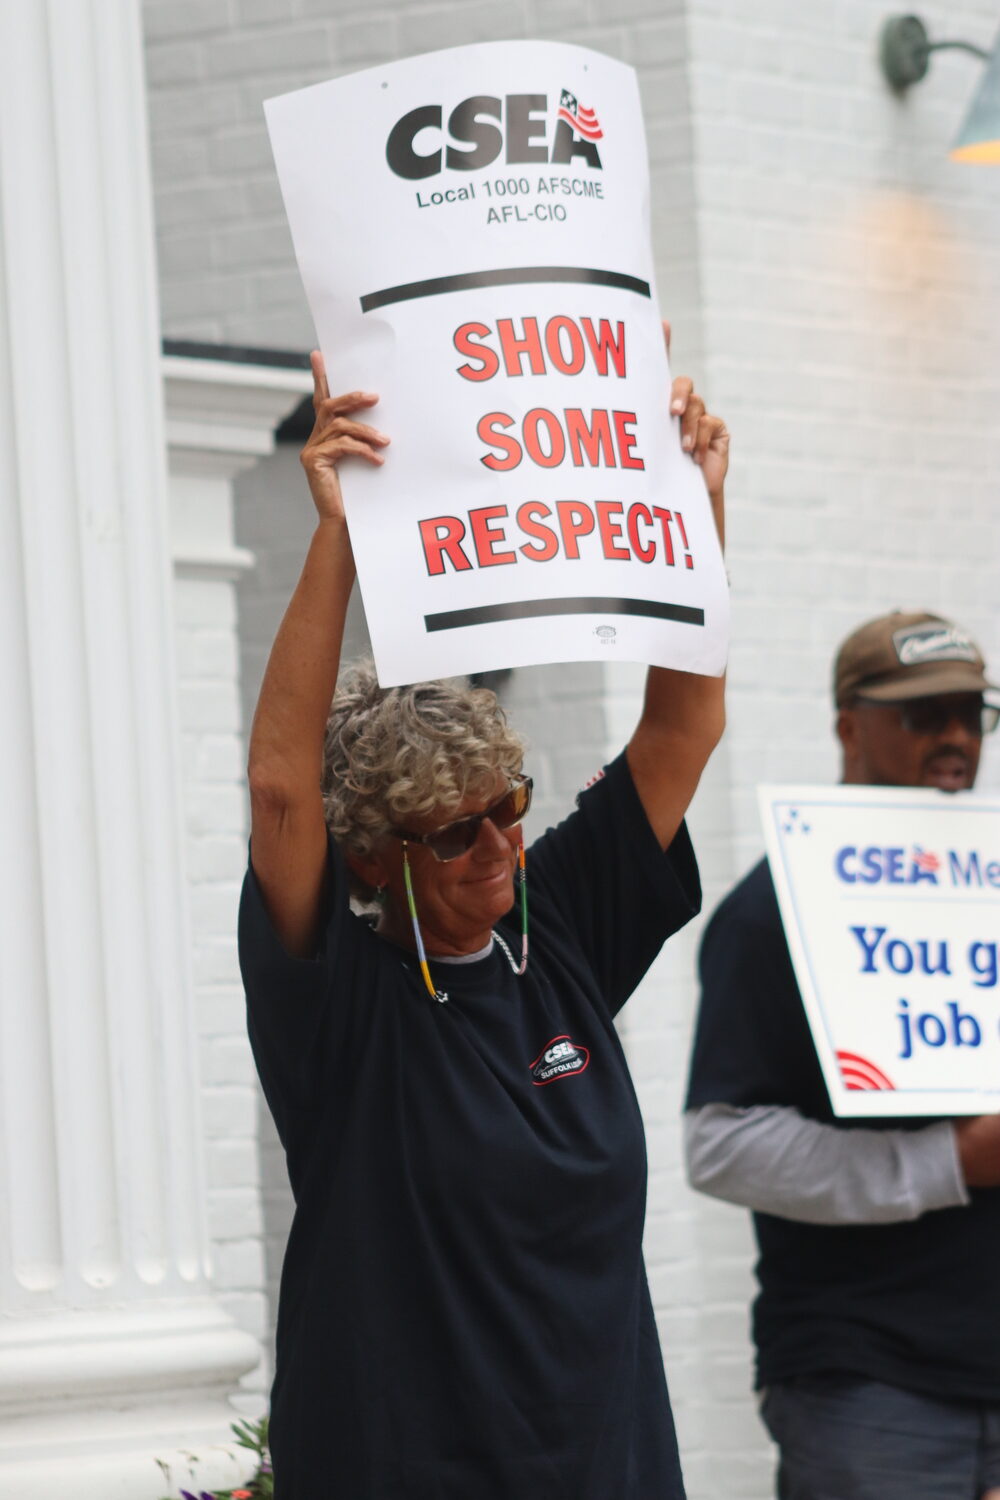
[265,41,728,686]
[760,785,1000,1117]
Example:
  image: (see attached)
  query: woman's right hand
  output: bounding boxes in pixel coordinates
[300,351,390,523]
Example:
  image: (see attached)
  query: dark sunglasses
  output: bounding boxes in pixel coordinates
[860,695,1000,737]
[391,775,533,863]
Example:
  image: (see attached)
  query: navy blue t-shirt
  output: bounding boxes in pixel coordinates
[239,753,701,1499]
[687,856,1000,1401]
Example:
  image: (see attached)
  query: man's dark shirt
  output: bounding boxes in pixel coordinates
[687,856,1000,1400]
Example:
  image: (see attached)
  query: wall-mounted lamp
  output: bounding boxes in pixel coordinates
[880,13,1000,162]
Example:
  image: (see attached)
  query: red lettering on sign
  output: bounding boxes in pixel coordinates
[469,505,516,566]
[652,507,676,566]
[516,501,559,561]
[419,516,473,575]
[565,408,615,467]
[459,315,626,379]
[478,412,523,471]
[556,501,596,559]
[674,510,694,569]
[522,408,566,468]
[478,408,643,470]
[581,317,626,377]
[498,317,546,377]
[545,315,586,375]
[454,322,500,381]
[595,501,630,560]
[614,410,644,470]
[418,500,696,572]
[627,502,657,563]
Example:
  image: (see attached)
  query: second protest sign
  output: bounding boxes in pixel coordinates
[761,784,1000,1117]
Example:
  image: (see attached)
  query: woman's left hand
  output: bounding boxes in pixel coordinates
[663,322,728,549]
[671,376,729,500]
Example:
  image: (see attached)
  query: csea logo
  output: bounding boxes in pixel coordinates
[835,844,1000,889]
[529,1034,590,1085]
[386,89,604,179]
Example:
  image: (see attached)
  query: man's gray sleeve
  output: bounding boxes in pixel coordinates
[684,1103,969,1224]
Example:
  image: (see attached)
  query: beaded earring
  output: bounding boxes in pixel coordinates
[401,842,449,1003]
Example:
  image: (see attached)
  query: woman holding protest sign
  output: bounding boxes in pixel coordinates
[239,330,727,1499]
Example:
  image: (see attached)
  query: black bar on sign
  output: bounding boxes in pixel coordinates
[360,266,652,313]
[424,597,705,633]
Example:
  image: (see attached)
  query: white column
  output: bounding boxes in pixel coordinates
[162,353,313,1406]
[0,5,260,1495]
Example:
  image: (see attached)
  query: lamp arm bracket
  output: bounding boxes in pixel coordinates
[880,14,990,92]
[929,39,990,62]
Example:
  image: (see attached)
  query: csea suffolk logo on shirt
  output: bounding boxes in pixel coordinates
[530,1034,590,1085]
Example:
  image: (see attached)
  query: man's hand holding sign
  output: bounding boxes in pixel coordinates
[955,1111,1000,1185]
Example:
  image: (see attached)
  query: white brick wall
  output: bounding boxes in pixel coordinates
[676,7,1000,1491]
[174,572,269,1406]
[685,0,1000,879]
[147,1,1000,1492]
[143,0,707,347]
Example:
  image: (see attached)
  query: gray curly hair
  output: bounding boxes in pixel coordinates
[322,660,525,862]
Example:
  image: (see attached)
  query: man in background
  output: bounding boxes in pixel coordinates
[685,610,1000,1500]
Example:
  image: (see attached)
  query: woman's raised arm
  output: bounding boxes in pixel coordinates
[247,353,389,955]
[626,337,728,849]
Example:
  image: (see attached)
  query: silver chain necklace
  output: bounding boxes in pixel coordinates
[492,927,525,976]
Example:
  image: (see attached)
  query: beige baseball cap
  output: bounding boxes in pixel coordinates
[833,611,996,708]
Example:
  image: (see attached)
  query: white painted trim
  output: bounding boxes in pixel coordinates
[0,1301,259,1403]
[162,354,312,460]
[173,547,256,580]
[163,353,313,393]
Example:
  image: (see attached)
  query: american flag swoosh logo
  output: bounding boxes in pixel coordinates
[558,89,604,140]
[836,1051,895,1091]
